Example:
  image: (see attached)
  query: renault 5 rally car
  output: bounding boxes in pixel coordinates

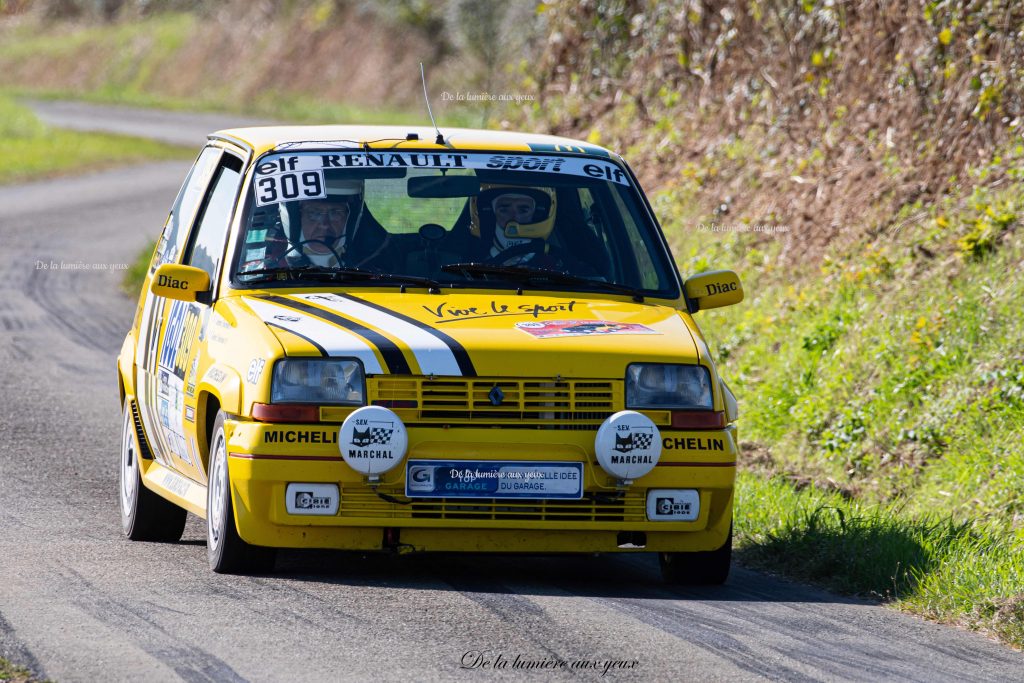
[117,124,744,581]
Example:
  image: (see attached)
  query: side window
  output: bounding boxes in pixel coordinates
[577,188,605,242]
[184,154,244,283]
[155,147,222,268]
[609,186,659,289]
[579,186,626,282]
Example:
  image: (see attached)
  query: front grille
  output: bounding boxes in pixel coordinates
[338,487,646,522]
[370,377,620,428]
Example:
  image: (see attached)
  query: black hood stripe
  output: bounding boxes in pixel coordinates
[260,295,411,374]
[338,293,478,377]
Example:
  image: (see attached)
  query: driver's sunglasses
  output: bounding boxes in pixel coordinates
[302,206,349,221]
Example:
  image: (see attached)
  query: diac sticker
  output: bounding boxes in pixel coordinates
[515,319,660,339]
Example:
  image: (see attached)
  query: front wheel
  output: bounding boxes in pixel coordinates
[207,411,276,574]
[659,526,732,585]
[119,402,186,542]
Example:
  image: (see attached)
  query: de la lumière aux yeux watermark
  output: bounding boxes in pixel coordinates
[35,260,128,271]
[460,650,640,676]
[697,221,790,235]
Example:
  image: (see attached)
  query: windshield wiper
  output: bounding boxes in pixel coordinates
[237,265,340,282]
[238,265,442,292]
[440,263,645,301]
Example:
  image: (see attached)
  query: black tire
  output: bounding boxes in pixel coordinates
[660,526,732,585]
[119,402,187,542]
[207,411,276,574]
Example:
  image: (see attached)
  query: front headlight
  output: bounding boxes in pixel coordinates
[626,363,712,409]
[270,359,365,405]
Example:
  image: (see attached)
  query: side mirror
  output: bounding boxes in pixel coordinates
[150,263,210,302]
[684,270,743,312]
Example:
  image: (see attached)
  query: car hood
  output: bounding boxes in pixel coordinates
[241,291,699,378]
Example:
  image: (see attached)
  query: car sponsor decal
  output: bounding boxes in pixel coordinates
[159,300,201,380]
[173,432,192,467]
[405,460,583,499]
[515,319,660,339]
[246,358,266,384]
[251,153,630,202]
[264,429,338,444]
[298,293,476,377]
[258,295,410,374]
[185,356,199,397]
[421,298,577,324]
[244,297,385,373]
[662,436,726,451]
[161,469,191,498]
[526,141,611,158]
[285,483,339,516]
[147,299,197,468]
[646,489,700,521]
[483,155,628,184]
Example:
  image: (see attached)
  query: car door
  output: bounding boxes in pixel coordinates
[138,147,244,482]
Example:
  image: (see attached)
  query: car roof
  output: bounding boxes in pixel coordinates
[210,125,618,158]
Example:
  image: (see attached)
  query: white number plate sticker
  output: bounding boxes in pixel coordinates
[254,170,326,206]
[405,460,583,499]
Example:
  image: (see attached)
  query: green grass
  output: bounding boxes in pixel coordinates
[0,13,476,128]
[15,86,468,128]
[689,221,1024,520]
[0,96,192,184]
[630,113,1024,646]
[654,144,1024,520]
[653,149,1024,648]
[0,655,49,683]
[735,472,1024,646]
[122,239,156,294]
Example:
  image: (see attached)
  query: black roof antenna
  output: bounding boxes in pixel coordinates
[420,62,445,145]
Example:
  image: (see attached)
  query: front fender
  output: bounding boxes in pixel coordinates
[721,380,738,423]
[118,333,136,402]
[197,363,243,414]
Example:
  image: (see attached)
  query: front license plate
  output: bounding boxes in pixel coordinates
[405,460,584,499]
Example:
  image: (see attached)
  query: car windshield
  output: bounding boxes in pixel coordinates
[232,150,679,297]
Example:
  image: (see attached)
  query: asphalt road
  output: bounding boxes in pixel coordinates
[0,102,1022,682]
[26,99,275,147]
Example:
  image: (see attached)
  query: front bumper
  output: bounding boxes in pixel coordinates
[225,420,737,553]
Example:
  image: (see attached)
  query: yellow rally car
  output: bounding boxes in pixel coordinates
[117,125,744,580]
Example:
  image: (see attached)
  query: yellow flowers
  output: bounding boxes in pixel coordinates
[910,314,943,350]
[938,28,953,46]
[957,198,1017,258]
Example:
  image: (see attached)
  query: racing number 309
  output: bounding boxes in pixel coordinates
[256,171,324,205]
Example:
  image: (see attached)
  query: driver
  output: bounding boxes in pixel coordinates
[259,176,390,270]
[293,178,364,267]
[469,184,558,266]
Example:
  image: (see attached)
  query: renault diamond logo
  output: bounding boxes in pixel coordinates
[488,385,505,406]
